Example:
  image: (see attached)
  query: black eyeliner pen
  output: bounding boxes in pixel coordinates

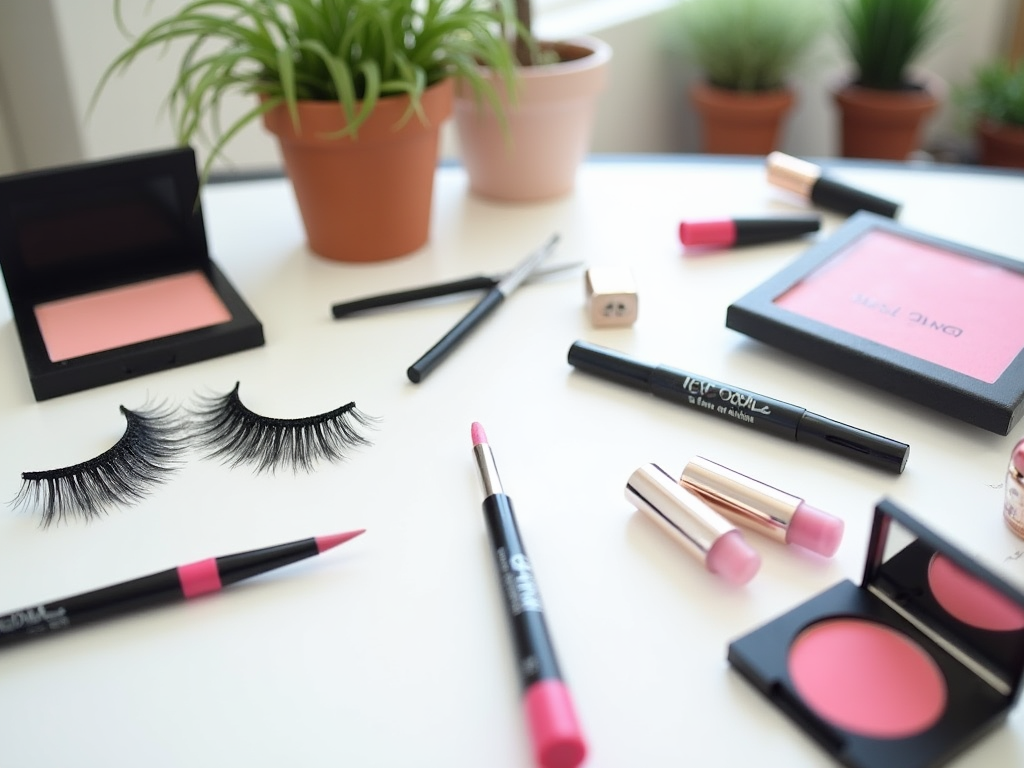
[567,340,909,473]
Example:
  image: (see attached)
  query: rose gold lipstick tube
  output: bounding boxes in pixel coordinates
[679,456,844,557]
[1004,439,1024,539]
[625,463,760,584]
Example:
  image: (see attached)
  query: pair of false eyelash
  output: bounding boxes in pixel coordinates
[11,383,376,528]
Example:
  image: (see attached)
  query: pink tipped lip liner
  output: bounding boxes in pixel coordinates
[0,530,364,648]
[470,422,587,768]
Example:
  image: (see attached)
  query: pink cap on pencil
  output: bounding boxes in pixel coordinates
[524,680,587,768]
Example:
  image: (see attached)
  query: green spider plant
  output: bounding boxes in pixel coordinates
[93,0,518,178]
[838,0,945,91]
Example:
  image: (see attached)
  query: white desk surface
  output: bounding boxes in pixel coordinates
[1,156,1023,768]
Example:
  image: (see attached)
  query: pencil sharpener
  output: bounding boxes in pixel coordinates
[585,266,638,328]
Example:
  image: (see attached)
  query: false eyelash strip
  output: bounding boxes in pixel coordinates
[188,383,377,474]
[11,405,188,528]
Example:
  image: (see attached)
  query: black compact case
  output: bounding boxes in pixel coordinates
[0,147,264,400]
[726,212,1024,435]
[728,499,1024,768]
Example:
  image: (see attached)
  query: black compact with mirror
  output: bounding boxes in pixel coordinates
[728,499,1024,768]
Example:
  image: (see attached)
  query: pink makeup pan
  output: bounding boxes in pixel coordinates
[788,618,946,739]
[728,499,1024,768]
[35,271,232,362]
[928,554,1024,632]
[774,229,1024,385]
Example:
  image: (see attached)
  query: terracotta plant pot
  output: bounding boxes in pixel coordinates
[263,79,453,262]
[453,37,611,202]
[833,82,939,161]
[977,120,1024,169]
[689,82,795,155]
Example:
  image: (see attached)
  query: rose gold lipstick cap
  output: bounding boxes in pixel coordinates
[766,151,821,199]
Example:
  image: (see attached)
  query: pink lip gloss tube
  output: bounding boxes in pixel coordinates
[679,456,844,557]
[625,463,761,585]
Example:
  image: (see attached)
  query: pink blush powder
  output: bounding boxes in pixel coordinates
[927,554,1024,632]
[788,618,947,739]
[774,230,1024,384]
[34,270,232,362]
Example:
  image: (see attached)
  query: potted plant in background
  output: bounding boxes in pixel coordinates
[452,0,612,201]
[669,0,826,155]
[833,0,946,160]
[94,0,517,263]
[956,57,1024,169]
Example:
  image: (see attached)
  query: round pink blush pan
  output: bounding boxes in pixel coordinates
[788,618,947,739]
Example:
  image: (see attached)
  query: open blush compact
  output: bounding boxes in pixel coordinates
[0,147,264,401]
[728,498,1024,768]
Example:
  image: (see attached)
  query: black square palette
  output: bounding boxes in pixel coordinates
[0,147,264,400]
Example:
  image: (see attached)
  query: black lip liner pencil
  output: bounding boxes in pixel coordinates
[0,530,364,648]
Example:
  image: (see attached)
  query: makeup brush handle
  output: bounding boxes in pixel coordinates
[331,276,496,318]
[407,288,505,383]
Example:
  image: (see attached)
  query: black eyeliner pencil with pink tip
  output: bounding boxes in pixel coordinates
[0,530,364,648]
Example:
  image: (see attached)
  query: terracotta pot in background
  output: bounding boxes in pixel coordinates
[263,79,453,262]
[977,120,1024,169]
[689,82,795,155]
[453,37,611,202]
[833,82,940,161]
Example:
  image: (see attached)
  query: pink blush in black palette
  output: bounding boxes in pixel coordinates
[728,499,1024,768]
[727,212,1024,434]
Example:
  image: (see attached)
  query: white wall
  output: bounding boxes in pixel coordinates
[0,0,84,173]
[0,93,16,175]
[0,0,1017,174]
